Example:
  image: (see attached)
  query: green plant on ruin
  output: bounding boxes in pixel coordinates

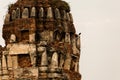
[49,0,70,12]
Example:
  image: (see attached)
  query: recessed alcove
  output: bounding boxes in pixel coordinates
[21,30,29,41]
[18,54,31,68]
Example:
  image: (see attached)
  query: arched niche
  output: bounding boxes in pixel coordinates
[54,30,62,41]
[76,34,80,49]
[55,8,61,19]
[47,7,53,18]
[64,53,71,70]
[4,13,10,23]
[41,50,48,66]
[22,8,29,18]
[31,7,36,17]
[63,21,68,32]
[63,10,67,19]
[16,8,20,18]
[39,7,44,18]
[70,32,74,41]
[69,13,73,22]
[71,35,80,55]
[2,53,8,74]
[70,56,79,72]
[51,52,58,68]
[67,12,70,21]
[65,33,71,43]
[75,62,79,72]
[12,10,16,20]
[59,53,65,68]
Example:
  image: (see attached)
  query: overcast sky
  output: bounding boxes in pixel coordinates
[0,0,120,80]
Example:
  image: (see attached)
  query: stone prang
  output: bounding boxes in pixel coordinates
[0,0,81,80]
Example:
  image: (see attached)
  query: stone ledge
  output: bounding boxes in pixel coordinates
[39,66,48,72]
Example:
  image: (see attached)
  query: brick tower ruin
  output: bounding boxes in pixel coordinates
[0,0,81,80]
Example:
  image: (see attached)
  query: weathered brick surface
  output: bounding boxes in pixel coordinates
[0,0,81,80]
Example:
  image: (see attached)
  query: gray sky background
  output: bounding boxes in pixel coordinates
[0,0,120,80]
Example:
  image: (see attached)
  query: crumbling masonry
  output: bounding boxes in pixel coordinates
[0,0,81,80]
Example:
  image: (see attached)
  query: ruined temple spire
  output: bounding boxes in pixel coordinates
[1,0,81,80]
